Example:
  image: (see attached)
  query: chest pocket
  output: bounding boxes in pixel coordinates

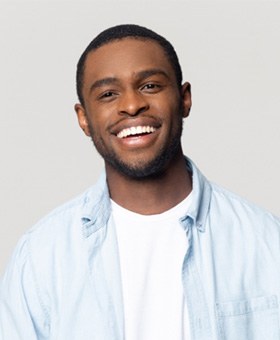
[216,295,280,340]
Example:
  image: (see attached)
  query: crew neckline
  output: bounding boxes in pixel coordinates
[110,191,193,222]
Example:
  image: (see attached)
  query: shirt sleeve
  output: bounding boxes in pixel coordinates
[0,234,49,340]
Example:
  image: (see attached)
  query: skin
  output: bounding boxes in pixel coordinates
[75,38,192,214]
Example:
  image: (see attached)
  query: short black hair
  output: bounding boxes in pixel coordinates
[76,24,183,106]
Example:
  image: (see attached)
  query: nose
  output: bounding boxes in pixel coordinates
[118,90,149,116]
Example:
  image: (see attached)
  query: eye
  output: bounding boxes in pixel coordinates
[144,83,156,89]
[101,91,114,98]
[141,83,162,93]
[98,91,117,101]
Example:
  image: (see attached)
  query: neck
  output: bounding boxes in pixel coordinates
[106,151,192,215]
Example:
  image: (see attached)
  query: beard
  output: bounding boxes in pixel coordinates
[89,107,184,180]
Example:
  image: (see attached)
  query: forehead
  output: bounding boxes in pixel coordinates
[83,38,175,83]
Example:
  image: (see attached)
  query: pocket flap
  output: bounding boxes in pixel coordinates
[216,295,278,317]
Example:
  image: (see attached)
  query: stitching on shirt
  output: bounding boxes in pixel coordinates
[27,236,51,329]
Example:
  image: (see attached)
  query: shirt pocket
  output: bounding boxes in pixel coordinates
[216,295,280,340]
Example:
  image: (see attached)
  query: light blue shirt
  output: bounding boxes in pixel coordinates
[1,158,280,339]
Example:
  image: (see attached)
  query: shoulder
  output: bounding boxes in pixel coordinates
[186,157,279,233]
[1,176,108,290]
[28,185,94,239]
[16,174,108,264]
[28,173,107,239]
[209,181,280,233]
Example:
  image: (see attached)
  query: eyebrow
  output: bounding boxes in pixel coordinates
[90,77,118,93]
[136,68,170,81]
[89,68,170,93]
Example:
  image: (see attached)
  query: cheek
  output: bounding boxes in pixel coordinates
[87,105,115,130]
[85,113,102,135]
[161,99,183,124]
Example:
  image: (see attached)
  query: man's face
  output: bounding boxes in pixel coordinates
[75,38,191,178]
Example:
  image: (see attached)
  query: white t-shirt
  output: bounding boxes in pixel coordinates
[111,193,192,340]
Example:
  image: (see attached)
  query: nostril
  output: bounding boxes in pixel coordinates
[118,92,149,116]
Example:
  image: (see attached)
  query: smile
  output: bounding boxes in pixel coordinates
[117,126,157,139]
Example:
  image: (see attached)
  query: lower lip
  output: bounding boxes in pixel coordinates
[115,131,159,148]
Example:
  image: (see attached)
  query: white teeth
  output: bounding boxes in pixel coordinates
[136,126,142,134]
[117,126,156,138]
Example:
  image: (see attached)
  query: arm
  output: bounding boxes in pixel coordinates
[0,235,49,340]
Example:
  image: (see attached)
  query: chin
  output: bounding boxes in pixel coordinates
[108,150,176,180]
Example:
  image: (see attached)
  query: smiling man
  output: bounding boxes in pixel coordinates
[75,35,192,214]
[1,24,280,340]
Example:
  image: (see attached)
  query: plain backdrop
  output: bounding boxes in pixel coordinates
[0,1,279,276]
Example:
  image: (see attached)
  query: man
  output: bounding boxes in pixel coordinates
[0,24,279,340]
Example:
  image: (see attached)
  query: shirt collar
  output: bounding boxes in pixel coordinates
[80,172,111,238]
[184,157,212,232]
[80,157,212,238]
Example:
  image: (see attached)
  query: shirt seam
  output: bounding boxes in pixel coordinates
[26,235,50,327]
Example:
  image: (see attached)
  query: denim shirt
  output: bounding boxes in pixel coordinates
[1,158,280,340]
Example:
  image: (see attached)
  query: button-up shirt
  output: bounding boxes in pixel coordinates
[1,158,280,339]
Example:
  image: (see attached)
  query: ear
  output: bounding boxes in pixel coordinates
[75,103,91,137]
[181,82,192,118]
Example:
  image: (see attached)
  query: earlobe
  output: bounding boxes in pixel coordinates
[75,103,91,137]
[181,82,192,118]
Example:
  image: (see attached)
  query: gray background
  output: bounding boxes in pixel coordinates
[0,1,279,276]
